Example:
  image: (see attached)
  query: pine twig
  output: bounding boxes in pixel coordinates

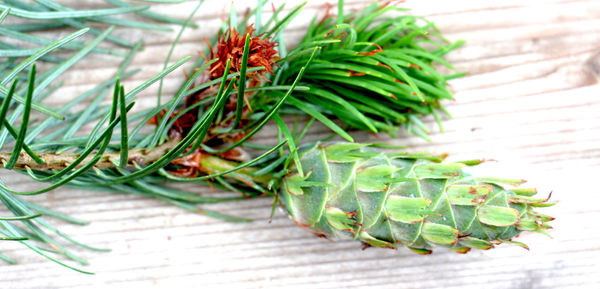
[0,139,178,170]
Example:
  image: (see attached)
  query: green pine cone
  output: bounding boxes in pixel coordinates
[280,143,554,254]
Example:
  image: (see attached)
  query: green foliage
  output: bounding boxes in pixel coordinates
[274,2,465,139]
[0,0,211,272]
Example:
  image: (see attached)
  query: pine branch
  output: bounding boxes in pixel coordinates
[0,138,178,170]
[0,0,555,274]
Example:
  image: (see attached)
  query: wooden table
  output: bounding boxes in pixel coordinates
[1,0,599,288]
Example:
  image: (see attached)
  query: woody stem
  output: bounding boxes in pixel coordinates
[0,139,178,171]
[0,139,274,187]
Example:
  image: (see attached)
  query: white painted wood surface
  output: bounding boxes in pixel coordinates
[1,0,599,288]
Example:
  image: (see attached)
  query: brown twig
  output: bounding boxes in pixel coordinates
[0,139,179,171]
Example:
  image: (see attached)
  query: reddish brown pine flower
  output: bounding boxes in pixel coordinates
[207,25,278,81]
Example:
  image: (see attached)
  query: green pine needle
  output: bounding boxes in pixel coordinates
[0,3,148,20]
[5,64,36,170]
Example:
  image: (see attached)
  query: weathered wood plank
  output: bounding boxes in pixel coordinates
[1,0,599,288]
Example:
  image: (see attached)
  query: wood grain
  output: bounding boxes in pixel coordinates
[1,0,599,288]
